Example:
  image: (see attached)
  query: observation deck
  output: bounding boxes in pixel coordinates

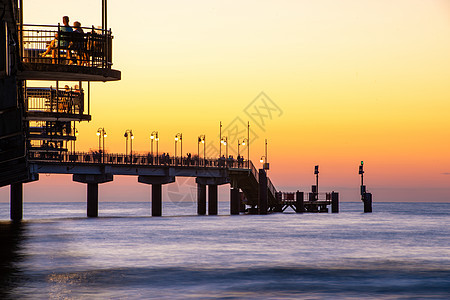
[18,24,121,81]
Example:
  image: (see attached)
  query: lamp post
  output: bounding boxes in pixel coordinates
[175,133,182,165]
[219,121,222,158]
[239,138,248,168]
[124,129,134,163]
[221,136,228,158]
[247,121,250,168]
[198,135,205,166]
[96,127,107,163]
[260,139,269,170]
[150,131,158,164]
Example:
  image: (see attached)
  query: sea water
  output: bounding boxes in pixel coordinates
[0,202,449,299]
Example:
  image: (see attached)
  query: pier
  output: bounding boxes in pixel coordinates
[0,1,367,221]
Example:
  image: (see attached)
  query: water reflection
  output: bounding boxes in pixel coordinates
[0,222,27,299]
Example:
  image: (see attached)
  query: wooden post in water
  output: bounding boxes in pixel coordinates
[208,184,218,215]
[10,183,23,221]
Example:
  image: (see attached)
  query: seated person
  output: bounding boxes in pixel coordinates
[40,16,73,64]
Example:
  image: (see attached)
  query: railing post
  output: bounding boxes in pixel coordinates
[57,23,60,64]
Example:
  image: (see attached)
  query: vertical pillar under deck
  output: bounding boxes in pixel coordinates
[197,183,206,215]
[331,192,339,213]
[10,183,23,221]
[230,187,240,215]
[152,184,162,217]
[208,184,218,215]
[87,183,99,217]
[258,169,268,215]
[295,191,304,213]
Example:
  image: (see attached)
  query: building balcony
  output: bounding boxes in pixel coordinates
[18,24,121,81]
[25,87,90,122]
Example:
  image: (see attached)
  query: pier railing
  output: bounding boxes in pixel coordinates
[25,87,85,115]
[20,24,113,68]
[278,192,332,203]
[28,151,253,170]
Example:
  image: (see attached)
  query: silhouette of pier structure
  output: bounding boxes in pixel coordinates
[23,151,339,218]
[1,1,342,220]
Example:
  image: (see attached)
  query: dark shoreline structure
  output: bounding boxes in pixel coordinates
[1,1,370,220]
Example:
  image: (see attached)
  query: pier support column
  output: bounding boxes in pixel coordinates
[364,193,372,213]
[331,192,339,213]
[208,184,218,215]
[239,192,246,213]
[87,183,99,217]
[258,169,268,215]
[138,176,175,217]
[74,174,113,218]
[295,191,304,213]
[195,177,229,216]
[197,183,206,215]
[230,188,240,215]
[152,184,162,217]
[10,183,23,221]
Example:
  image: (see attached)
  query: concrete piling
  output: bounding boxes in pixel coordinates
[152,184,162,217]
[230,188,240,215]
[87,183,99,217]
[10,183,23,221]
[197,183,206,215]
[208,184,218,215]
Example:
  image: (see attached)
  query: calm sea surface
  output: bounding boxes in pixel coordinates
[0,202,449,299]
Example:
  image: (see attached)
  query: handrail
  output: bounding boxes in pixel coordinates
[267,177,277,197]
[28,151,254,170]
[20,24,113,68]
[278,192,332,202]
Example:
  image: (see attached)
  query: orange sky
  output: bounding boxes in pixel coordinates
[1,0,449,202]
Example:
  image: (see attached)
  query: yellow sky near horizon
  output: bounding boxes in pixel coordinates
[3,0,448,202]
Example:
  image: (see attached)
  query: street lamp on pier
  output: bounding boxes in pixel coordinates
[238,138,248,168]
[150,131,159,164]
[221,136,228,158]
[175,133,183,164]
[124,129,134,163]
[260,139,269,170]
[198,135,206,166]
[96,128,107,163]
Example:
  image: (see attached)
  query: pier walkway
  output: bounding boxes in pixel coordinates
[25,151,279,217]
